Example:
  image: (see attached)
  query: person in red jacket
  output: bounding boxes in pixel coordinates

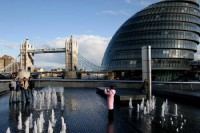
[104,86,116,121]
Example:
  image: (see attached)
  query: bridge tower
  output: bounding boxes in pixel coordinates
[20,38,34,72]
[65,36,78,78]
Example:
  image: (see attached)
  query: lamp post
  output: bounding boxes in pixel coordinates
[142,46,152,100]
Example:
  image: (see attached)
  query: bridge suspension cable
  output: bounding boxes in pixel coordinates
[74,52,101,72]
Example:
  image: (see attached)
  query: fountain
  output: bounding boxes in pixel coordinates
[39,112,45,131]
[164,99,169,115]
[129,98,133,109]
[60,90,64,110]
[33,90,37,108]
[18,111,22,130]
[175,104,178,116]
[146,100,150,113]
[129,108,133,118]
[29,113,33,128]
[140,98,144,110]
[37,118,42,133]
[60,117,66,133]
[151,96,156,110]
[33,86,64,110]
[33,121,37,133]
[47,91,51,109]
[144,106,147,115]
[51,109,57,127]
[161,99,169,117]
[48,121,53,133]
[137,104,140,113]
[52,89,57,108]
[161,103,165,117]
[6,127,10,133]
[25,117,30,133]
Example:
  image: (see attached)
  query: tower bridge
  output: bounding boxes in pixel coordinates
[0,36,102,78]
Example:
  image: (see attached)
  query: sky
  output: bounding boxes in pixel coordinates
[0,0,199,70]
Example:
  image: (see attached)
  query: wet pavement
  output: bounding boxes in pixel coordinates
[0,88,200,133]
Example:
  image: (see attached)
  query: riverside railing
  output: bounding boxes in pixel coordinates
[33,79,200,91]
[0,79,12,94]
[1,79,200,94]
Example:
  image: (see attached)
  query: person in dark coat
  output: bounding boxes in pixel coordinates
[141,79,148,94]
[28,77,34,97]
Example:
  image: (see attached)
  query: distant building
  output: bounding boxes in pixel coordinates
[34,68,46,78]
[0,55,19,72]
[50,68,64,77]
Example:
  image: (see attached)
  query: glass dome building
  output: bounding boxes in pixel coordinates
[101,0,200,81]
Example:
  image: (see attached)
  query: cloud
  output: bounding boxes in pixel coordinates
[34,35,110,70]
[124,0,151,6]
[0,40,19,57]
[76,35,110,66]
[0,40,18,50]
[97,9,133,16]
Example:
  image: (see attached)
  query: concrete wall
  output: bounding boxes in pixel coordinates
[0,80,11,93]
[1,79,200,94]
[34,79,142,89]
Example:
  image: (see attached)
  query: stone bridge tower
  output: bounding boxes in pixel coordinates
[20,38,34,72]
[65,36,78,78]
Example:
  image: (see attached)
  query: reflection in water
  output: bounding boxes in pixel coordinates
[107,121,114,133]
[9,102,31,123]
[129,108,133,118]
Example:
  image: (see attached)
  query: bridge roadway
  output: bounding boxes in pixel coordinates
[27,48,65,54]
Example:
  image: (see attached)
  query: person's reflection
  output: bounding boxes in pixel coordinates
[21,101,30,117]
[129,108,133,118]
[137,112,140,120]
[9,103,15,122]
[107,121,114,133]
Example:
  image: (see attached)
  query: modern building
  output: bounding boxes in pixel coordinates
[101,0,200,81]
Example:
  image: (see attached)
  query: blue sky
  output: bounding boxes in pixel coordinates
[0,0,158,40]
[6,0,200,70]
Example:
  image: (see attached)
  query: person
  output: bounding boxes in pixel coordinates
[21,77,30,102]
[104,86,116,121]
[107,120,114,133]
[28,77,34,97]
[9,77,16,104]
[16,77,21,102]
[141,79,148,94]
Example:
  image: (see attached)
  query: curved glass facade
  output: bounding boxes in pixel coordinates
[101,0,200,81]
